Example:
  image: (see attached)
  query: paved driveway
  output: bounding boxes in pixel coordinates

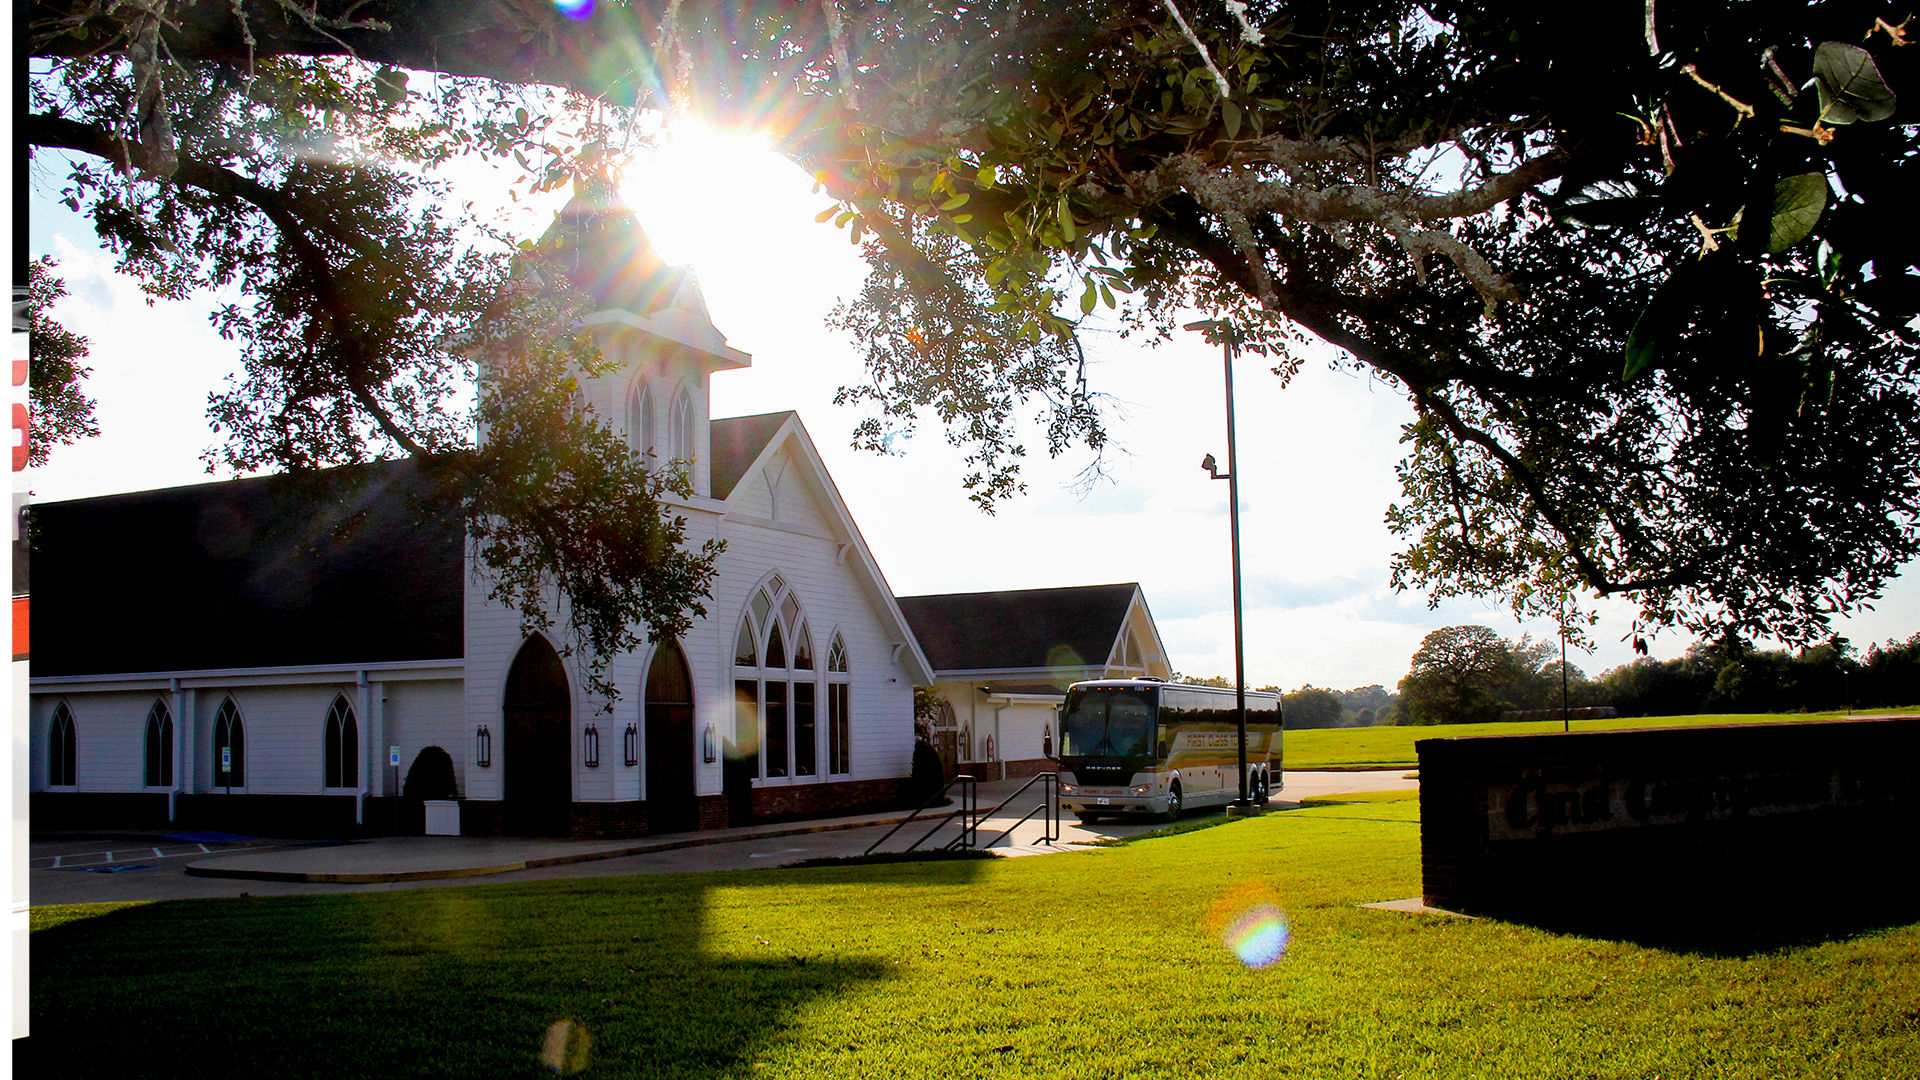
[29,769,1415,906]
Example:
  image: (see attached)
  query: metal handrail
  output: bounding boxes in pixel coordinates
[864,774,978,856]
[976,772,1060,851]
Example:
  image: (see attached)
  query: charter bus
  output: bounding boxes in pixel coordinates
[1055,679,1282,822]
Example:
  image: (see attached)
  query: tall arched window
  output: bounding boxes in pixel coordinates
[669,387,693,463]
[324,695,358,789]
[213,698,245,788]
[733,576,819,779]
[827,632,851,775]
[628,379,655,459]
[48,701,76,787]
[144,700,174,787]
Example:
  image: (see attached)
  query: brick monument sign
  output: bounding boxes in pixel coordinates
[1418,717,1919,937]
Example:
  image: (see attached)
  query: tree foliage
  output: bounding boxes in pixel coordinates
[1592,633,1920,716]
[23,0,1920,659]
[24,259,102,467]
[1279,685,1342,729]
[1397,623,1581,724]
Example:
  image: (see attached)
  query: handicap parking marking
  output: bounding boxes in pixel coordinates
[30,839,258,871]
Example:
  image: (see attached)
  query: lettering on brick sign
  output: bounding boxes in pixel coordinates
[1486,769,1853,840]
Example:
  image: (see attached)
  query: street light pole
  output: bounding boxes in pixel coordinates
[1188,320,1250,808]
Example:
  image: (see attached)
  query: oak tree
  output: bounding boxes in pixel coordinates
[24,0,1920,669]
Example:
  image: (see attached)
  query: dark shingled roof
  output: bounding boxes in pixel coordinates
[710,412,794,500]
[31,460,463,676]
[896,583,1138,676]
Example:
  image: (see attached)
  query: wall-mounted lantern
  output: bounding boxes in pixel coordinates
[585,724,601,768]
[623,723,639,767]
[476,725,492,767]
[701,724,718,764]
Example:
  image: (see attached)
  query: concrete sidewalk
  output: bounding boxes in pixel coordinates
[183,805,928,883]
[167,768,1416,885]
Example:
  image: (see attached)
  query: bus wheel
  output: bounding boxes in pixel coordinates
[1161,784,1183,823]
[1255,772,1270,805]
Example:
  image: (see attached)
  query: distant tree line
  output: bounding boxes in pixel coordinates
[1172,673,1403,729]
[1177,628,1919,728]
[1394,627,1920,725]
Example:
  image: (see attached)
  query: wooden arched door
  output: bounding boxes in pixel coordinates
[645,641,698,834]
[503,636,572,837]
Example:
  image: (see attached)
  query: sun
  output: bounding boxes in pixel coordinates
[618,119,799,271]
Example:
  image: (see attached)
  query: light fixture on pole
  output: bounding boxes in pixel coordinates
[1186,318,1252,810]
[1560,591,1571,733]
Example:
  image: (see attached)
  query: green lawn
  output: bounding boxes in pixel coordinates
[1282,708,1920,769]
[30,794,1920,1078]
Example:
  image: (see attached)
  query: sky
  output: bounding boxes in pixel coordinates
[24,122,1920,693]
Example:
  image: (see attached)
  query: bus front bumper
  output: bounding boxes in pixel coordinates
[1061,794,1166,815]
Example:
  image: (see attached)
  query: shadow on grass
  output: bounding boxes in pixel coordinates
[1472,852,1920,959]
[1514,897,1920,958]
[27,858,988,1078]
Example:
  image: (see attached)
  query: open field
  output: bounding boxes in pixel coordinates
[1282,708,1920,770]
[30,793,1920,1078]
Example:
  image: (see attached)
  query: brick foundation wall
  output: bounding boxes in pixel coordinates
[749,776,912,823]
[174,793,362,838]
[698,794,730,830]
[31,792,172,831]
[460,799,504,837]
[1418,717,1920,933]
[1002,757,1056,780]
[957,760,1003,782]
[568,801,649,839]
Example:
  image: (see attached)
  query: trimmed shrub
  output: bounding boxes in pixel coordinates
[403,746,458,800]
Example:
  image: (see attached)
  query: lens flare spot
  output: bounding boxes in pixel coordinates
[553,0,593,20]
[541,1018,593,1074]
[1206,882,1291,969]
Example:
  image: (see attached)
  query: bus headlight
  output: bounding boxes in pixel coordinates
[1130,785,1150,795]
[1059,782,1076,794]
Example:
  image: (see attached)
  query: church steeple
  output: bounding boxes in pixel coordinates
[540,172,713,323]
[536,170,751,501]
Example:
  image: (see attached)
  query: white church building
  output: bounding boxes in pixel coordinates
[26,187,1172,839]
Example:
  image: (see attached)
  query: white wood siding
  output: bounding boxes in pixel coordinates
[29,692,157,792]
[383,679,468,796]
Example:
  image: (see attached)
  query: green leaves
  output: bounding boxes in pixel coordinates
[1556,180,1656,229]
[1766,173,1827,254]
[1622,298,1664,382]
[1811,42,1897,124]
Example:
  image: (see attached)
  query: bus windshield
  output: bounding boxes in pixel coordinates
[1059,688,1157,759]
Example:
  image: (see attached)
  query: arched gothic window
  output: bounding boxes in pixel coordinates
[324,695,358,789]
[144,700,174,787]
[669,387,693,463]
[48,701,76,787]
[629,379,656,459]
[733,576,819,779]
[213,697,246,788]
[827,633,851,775]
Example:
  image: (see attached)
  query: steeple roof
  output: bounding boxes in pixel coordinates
[536,172,750,369]
[540,174,712,321]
